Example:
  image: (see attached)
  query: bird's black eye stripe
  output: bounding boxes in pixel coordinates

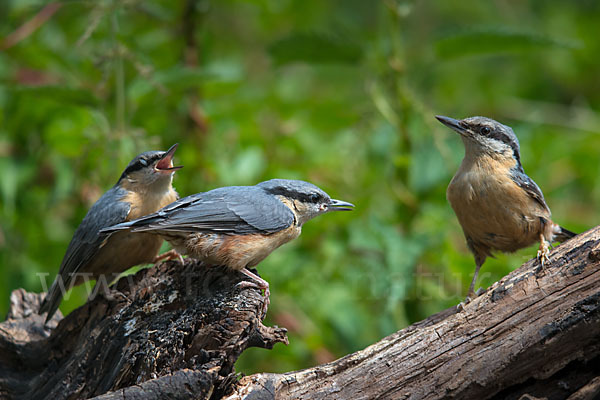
[482,124,521,165]
[123,158,150,176]
[117,150,167,182]
[264,186,326,204]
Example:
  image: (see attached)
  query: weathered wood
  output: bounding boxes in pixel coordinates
[1,227,599,399]
[228,226,600,399]
[89,370,216,400]
[0,261,287,400]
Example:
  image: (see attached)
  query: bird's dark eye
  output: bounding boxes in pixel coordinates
[310,193,320,203]
[480,126,491,135]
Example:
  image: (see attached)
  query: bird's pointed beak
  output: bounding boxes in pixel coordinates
[156,143,183,172]
[435,115,467,136]
[328,199,354,211]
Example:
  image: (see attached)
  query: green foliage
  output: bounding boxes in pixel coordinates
[1,0,599,375]
[269,32,362,65]
[435,27,580,59]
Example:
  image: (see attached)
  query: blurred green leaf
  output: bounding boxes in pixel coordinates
[269,32,362,65]
[44,109,93,156]
[409,142,447,193]
[129,67,212,98]
[435,27,580,59]
[369,82,400,128]
[0,159,19,214]
[216,147,267,186]
[12,86,99,107]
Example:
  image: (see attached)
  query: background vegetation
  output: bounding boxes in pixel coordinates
[1,0,598,374]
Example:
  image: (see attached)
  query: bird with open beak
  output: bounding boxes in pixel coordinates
[39,144,183,322]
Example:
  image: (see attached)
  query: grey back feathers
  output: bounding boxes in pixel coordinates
[509,164,550,213]
[56,186,131,275]
[102,179,337,237]
[104,184,297,235]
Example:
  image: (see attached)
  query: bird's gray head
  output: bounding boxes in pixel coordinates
[436,115,521,164]
[118,143,183,190]
[257,179,354,226]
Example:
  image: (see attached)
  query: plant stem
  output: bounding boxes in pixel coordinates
[112,9,125,135]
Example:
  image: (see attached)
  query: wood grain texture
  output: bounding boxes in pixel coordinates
[229,226,600,400]
[2,226,600,399]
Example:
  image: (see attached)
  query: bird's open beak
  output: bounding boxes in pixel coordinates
[435,115,467,136]
[156,143,184,172]
[329,199,354,211]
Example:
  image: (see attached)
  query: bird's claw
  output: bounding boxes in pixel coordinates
[537,242,551,271]
[111,290,130,302]
[94,288,129,304]
[236,280,270,296]
[153,249,184,264]
[457,287,485,312]
[457,296,472,312]
[236,270,270,318]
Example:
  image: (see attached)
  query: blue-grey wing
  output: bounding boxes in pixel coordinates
[100,192,201,234]
[58,186,131,277]
[133,186,294,234]
[510,167,550,213]
[226,187,295,232]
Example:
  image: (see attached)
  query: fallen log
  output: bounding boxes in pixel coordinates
[229,226,600,399]
[1,226,599,399]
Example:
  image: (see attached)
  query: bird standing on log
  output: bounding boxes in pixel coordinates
[39,144,182,322]
[101,179,354,310]
[436,115,575,301]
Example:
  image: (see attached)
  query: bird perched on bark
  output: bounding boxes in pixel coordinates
[436,115,575,301]
[101,179,354,311]
[39,144,182,322]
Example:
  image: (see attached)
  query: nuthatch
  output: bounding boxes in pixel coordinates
[39,144,182,322]
[101,179,354,309]
[436,115,575,300]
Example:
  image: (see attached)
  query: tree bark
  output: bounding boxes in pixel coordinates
[228,226,600,400]
[0,262,287,400]
[0,226,599,400]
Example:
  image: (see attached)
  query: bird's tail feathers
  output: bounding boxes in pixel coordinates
[100,214,166,235]
[39,279,65,323]
[99,220,138,235]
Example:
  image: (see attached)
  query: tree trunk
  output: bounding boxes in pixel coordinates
[1,227,599,400]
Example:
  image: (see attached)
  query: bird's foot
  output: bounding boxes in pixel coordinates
[107,290,129,303]
[237,268,270,318]
[457,288,485,311]
[154,249,184,264]
[457,293,473,312]
[90,285,129,304]
[537,237,551,271]
[456,299,469,312]
[236,280,271,298]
